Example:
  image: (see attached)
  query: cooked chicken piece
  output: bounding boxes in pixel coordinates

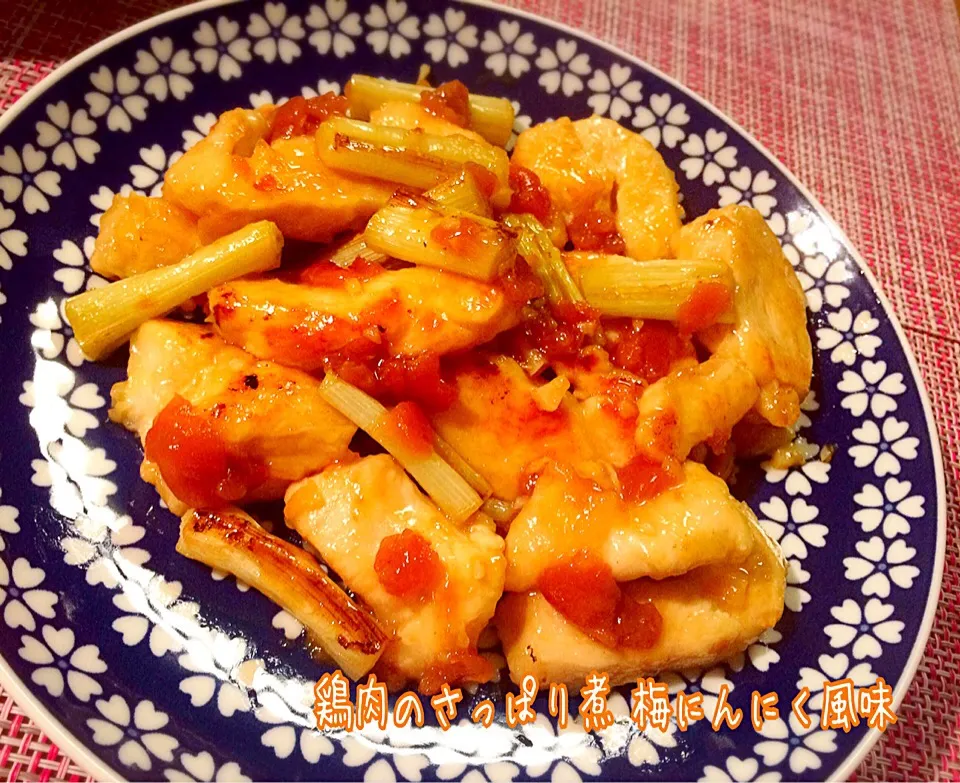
[672,205,812,428]
[572,117,684,261]
[110,320,356,514]
[496,521,786,687]
[511,117,683,260]
[634,354,759,461]
[284,455,505,692]
[430,355,634,501]
[90,194,202,280]
[163,108,393,242]
[208,268,525,373]
[512,118,609,222]
[179,508,387,679]
[505,461,756,590]
[370,101,487,142]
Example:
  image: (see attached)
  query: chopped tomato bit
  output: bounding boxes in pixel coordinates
[568,208,626,254]
[382,401,435,457]
[676,280,733,334]
[507,164,552,222]
[617,455,683,503]
[538,551,662,650]
[430,216,483,255]
[374,529,445,602]
[499,302,600,365]
[609,319,696,384]
[463,162,499,199]
[267,94,348,143]
[144,395,267,508]
[419,80,471,127]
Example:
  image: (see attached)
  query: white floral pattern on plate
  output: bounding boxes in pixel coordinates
[365,0,419,59]
[481,20,536,78]
[134,37,196,101]
[18,625,106,702]
[35,102,100,169]
[0,144,62,214]
[248,3,306,64]
[536,38,591,96]
[632,92,689,149]
[423,8,478,68]
[84,67,148,133]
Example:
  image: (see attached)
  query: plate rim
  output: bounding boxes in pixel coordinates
[0,0,946,780]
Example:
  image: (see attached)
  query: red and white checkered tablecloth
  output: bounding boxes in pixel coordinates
[2,0,959,780]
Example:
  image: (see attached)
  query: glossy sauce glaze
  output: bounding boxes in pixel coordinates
[538,550,663,650]
[144,395,267,508]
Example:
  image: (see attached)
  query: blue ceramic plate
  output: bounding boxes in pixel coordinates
[0,1,945,780]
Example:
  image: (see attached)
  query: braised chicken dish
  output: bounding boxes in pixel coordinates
[65,74,811,694]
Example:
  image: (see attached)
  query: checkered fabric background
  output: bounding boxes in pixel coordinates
[2,0,959,780]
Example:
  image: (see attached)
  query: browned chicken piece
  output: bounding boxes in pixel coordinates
[109,320,356,514]
[208,268,526,373]
[505,461,757,590]
[163,108,394,242]
[370,101,487,142]
[634,354,759,462]
[496,522,786,687]
[511,117,683,260]
[672,205,813,428]
[430,355,635,501]
[284,455,505,692]
[90,193,202,280]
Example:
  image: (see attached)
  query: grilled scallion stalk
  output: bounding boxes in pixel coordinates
[345,74,515,147]
[364,194,515,281]
[316,118,509,207]
[318,372,482,523]
[65,221,283,360]
[178,508,387,680]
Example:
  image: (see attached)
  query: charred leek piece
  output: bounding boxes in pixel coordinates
[426,171,493,218]
[319,372,482,523]
[503,213,584,305]
[345,74,515,147]
[364,194,516,282]
[316,118,509,206]
[65,221,283,360]
[328,233,388,268]
[178,508,387,680]
[573,256,736,321]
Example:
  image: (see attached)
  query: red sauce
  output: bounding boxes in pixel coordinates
[538,551,662,650]
[676,280,732,334]
[499,302,600,365]
[609,320,696,384]
[419,651,494,695]
[375,353,456,412]
[568,208,627,255]
[430,216,483,256]
[617,455,683,503]
[419,80,471,127]
[463,162,498,199]
[267,94,349,142]
[507,164,551,222]
[382,401,435,456]
[374,529,445,602]
[144,395,267,508]
[298,258,386,287]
